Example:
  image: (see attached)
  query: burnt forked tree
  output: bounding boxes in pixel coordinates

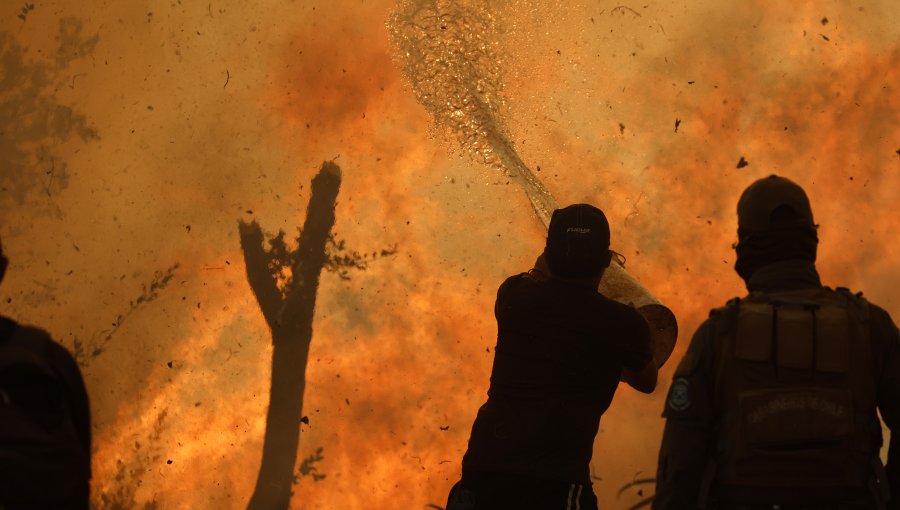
[240,161,341,510]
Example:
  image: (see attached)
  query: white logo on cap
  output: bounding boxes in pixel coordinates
[566,227,591,234]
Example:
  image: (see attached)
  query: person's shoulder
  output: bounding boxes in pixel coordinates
[868,301,897,324]
[3,316,76,362]
[673,299,741,377]
[826,289,900,360]
[495,272,541,304]
[833,288,898,331]
[500,271,548,291]
[498,272,530,290]
[826,286,891,323]
[8,320,54,344]
[712,296,742,321]
[690,296,743,340]
[1,315,49,343]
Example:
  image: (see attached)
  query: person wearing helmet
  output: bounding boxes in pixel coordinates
[447,204,658,510]
[0,236,92,509]
[653,175,900,509]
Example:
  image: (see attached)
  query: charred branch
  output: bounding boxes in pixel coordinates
[238,221,283,331]
[244,161,342,510]
[73,264,179,367]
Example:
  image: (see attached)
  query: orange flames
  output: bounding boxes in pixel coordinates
[1,0,898,508]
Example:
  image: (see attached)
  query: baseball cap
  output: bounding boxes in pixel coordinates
[737,175,815,231]
[545,204,611,279]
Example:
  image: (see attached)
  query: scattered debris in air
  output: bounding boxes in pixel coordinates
[167,361,173,368]
[674,118,681,133]
[224,69,230,88]
[619,123,626,134]
[736,157,749,168]
[611,5,641,17]
[896,147,900,157]
[300,416,310,425]
[821,17,829,25]
[820,34,830,41]
[73,264,180,366]
[440,425,450,431]
[166,459,173,465]
[688,80,695,85]
[17,3,34,21]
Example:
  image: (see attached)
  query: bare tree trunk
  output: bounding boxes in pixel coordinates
[240,161,342,510]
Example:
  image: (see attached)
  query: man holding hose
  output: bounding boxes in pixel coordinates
[447,203,658,510]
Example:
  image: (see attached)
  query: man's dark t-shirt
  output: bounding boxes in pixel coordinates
[461,272,653,485]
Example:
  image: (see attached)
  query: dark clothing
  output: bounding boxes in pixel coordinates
[653,260,900,510]
[460,272,652,499]
[0,316,91,510]
[733,226,818,283]
[448,473,598,510]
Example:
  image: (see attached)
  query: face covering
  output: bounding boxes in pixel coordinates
[734,226,818,284]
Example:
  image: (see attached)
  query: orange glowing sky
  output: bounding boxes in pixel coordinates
[1,0,898,508]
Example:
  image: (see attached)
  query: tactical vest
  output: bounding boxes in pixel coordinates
[712,287,882,492]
